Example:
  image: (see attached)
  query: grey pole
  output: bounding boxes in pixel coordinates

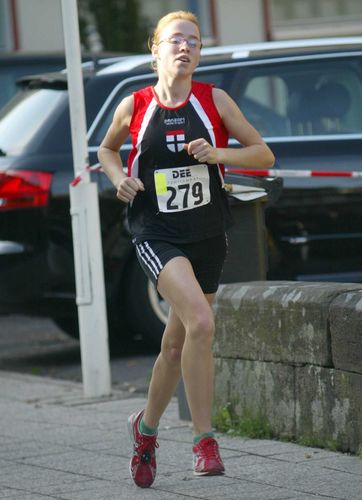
[61,0,111,397]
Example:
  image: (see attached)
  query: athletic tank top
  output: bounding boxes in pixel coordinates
[127,81,232,244]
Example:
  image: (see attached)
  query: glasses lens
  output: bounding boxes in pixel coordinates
[170,36,182,45]
[161,36,200,49]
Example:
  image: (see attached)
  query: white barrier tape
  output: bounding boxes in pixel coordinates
[71,165,362,187]
[70,163,103,186]
[226,168,362,178]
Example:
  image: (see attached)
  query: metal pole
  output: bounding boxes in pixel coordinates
[262,0,273,41]
[61,0,111,397]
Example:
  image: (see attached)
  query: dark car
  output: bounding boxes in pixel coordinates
[0,52,125,110]
[0,53,68,110]
[1,38,362,346]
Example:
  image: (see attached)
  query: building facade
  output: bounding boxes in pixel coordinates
[0,0,361,54]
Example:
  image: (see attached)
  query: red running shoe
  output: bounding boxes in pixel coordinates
[128,410,158,488]
[193,437,225,476]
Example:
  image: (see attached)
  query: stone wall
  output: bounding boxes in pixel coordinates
[213,281,362,453]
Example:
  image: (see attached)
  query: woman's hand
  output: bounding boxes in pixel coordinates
[116,176,145,203]
[184,139,219,165]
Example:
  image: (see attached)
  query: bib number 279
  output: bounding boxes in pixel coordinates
[154,164,210,213]
[166,181,204,210]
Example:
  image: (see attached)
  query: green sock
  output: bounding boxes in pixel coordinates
[139,416,158,436]
[193,432,215,445]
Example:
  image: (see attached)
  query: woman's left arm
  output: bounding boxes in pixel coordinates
[184,88,275,168]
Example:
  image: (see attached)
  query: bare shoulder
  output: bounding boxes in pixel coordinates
[212,87,239,117]
[113,94,134,126]
[99,94,134,149]
[212,87,230,105]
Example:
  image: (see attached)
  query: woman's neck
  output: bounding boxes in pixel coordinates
[153,76,192,107]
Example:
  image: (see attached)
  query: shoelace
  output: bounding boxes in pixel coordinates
[136,435,159,464]
[199,438,220,459]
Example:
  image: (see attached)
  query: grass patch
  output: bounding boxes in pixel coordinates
[213,403,361,456]
[296,435,338,452]
[212,403,275,440]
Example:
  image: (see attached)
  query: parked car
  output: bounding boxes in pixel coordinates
[0,51,125,110]
[1,37,362,346]
[0,53,68,110]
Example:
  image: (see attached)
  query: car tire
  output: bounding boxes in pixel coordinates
[52,311,131,351]
[125,256,168,347]
[53,316,79,339]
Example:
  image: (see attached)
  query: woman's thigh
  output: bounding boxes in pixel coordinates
[157,256,212,328]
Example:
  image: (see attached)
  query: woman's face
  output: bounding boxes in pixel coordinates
[152,19,201,78]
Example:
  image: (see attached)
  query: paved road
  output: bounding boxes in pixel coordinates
[0,314,157,394]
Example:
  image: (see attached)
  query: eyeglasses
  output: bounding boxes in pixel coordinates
[158,36,202,50]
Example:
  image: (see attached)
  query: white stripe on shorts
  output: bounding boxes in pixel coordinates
[136,241,163,280]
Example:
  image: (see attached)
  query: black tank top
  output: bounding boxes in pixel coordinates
[127,81,232,244]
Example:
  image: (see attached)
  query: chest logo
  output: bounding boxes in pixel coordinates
[166,129,185,153]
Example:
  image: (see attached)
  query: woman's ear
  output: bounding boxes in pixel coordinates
[151,43,158,58]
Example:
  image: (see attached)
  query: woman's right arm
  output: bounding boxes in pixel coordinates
[98,95,144,203]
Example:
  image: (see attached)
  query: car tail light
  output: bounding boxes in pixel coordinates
[0,170,53,210]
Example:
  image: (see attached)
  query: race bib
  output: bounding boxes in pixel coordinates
[154,164,210,213]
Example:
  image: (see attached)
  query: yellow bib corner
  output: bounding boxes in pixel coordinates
[155,172,168,195]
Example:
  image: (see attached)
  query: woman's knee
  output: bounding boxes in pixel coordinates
[187,311,215,343]
[161,342,183,365]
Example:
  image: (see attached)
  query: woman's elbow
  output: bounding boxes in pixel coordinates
[97,144,111,164]
[97,145,104,163]
[262,145,275,168]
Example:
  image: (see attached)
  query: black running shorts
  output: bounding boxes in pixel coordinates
[135,234,228,294]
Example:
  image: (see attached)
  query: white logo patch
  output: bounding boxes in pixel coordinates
[166,129,185,153]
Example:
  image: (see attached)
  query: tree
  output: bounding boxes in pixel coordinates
[78,0,149,53]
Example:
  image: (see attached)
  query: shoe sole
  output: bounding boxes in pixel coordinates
[128,412,137,483]
[194,469,225,476]
[127,412,137,445]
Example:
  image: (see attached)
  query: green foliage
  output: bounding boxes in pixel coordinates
[81,0,149,53]
[212,403,275,440]
[296,435,338,451]
[214,403,362,456]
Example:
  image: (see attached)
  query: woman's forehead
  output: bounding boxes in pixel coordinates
[161,19,200,38]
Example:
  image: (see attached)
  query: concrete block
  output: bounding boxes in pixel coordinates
[329,290,362,374]
[296,365,362,453]
[213,281,362,366]
[214,357,295,438]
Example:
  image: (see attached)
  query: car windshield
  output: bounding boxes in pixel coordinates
[0,88,66,155]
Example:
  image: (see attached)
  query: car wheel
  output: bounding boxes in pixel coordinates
[53,316,79,339]
[125,256,168,346]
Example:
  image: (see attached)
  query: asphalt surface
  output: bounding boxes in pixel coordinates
[0,314,157,394]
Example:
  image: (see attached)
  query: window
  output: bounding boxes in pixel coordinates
[235,58,362,138]
[0,88,66,154]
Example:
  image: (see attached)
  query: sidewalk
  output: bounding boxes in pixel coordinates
[0,371,361,499]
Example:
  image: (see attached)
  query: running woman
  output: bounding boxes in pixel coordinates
[98,10,275,488]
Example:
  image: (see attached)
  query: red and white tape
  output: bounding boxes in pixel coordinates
[71,165,362,187]
[226,168,362,178]
[70,163,103,186]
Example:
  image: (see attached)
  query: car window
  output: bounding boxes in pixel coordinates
[235,59,362,138]
[0,88,66,155]
[0,61,65,110]
[89,71,226,147]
